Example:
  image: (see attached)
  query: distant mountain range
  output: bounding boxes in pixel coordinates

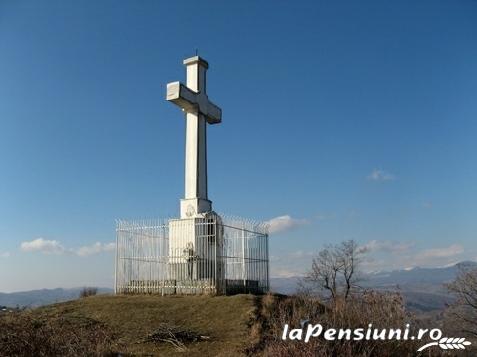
[0,287,113,308]
[271,261,477,312]
[1,262,475,311]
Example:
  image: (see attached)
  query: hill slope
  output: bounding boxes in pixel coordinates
[9,294,258,356]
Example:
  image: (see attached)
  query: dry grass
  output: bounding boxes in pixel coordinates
[0,311,118,356]
[2,292,469,356]
[1,294,257,356]
[256,291,425,357]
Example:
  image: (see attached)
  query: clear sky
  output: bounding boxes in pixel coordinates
[1,0,476,292]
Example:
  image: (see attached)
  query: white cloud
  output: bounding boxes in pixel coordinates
[266,215,308,234]
[417,244,464,259]
[271,267,302,278]
[20,238,65,255]
[270,242,472,277]
[367,169,396,182]
[76,242,115,257]
[289,250,314,259]
[269,250,317,277]
[20,238,115,257]
[422,201,433,209]
[359,242,469,272]
[0,252,11,258]
[363,240,415,253]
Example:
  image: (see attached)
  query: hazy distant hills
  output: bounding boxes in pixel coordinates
[1,262,475,310]
[365,261,477,287]
[271,261,477,312]
[0,287,113,308]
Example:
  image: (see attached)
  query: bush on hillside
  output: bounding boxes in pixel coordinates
[80,287,98,298]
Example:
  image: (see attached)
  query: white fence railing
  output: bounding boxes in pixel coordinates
[115,214,269,295]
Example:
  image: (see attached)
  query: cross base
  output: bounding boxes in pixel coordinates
[180,198,212,218]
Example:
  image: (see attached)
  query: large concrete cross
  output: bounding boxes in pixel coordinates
[166,56,222,218]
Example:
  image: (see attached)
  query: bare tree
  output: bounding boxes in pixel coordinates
[447,264,477,337]
[305,240,365,304]
[339,240,362,300]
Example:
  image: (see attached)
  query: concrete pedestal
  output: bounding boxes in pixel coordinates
[167,213,225,294]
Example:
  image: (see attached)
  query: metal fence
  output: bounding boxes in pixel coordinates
[115,214,269,295]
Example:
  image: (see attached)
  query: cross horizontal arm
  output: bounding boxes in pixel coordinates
[167,82,198,113]
[206,101,221,125]
[166,81,222,124]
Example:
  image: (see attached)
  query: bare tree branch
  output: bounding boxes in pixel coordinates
[305,240,365,305]
[447,264,477,336]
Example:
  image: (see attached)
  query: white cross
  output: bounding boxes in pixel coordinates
[166,56,222,218]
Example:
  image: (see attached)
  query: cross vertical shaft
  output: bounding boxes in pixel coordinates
[166,56,222,218]
[184,111,207,201]
[184,59,207,203]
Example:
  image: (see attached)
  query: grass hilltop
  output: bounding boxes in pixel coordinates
[2,291,473,356]
[0,294,261,356]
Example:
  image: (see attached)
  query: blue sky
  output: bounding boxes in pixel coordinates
[1,0,476,291]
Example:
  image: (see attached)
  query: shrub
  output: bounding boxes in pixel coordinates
[80,287,98,298]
